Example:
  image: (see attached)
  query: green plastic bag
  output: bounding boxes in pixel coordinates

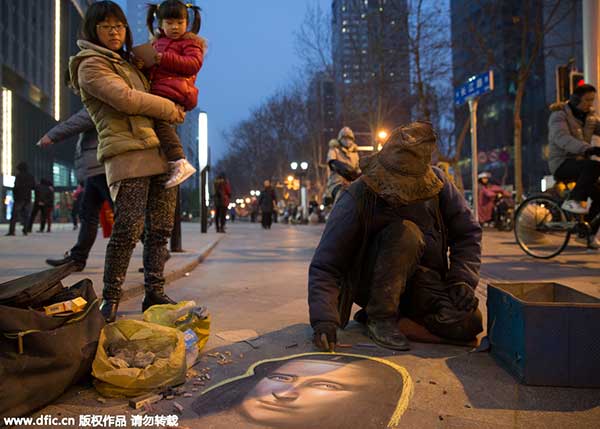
[92,319,186,397]
[143,301,210,352]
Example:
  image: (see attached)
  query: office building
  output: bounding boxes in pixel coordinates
[331,0,411,133]
[0,0,88,221]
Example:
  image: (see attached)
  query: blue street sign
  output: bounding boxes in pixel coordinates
[454,70,494,105]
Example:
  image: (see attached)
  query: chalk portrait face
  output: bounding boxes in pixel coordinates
[193,353,412,429]
[239,359,375,427]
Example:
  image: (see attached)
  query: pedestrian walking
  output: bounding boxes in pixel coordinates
[39,107,112,272]
[309,122,483,352]
[213,172,231,233]
[70,0,185,322]
[5,162,35,236]
[28,179,54,233]
[258,180,277,229]
[141,0,206,188]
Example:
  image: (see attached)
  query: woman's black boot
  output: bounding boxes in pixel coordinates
[99,299,119,323]
[142,289,177,312]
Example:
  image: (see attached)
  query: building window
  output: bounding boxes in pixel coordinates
[52,163,70,187]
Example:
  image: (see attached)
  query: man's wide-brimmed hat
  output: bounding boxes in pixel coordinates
[360,121,444,205]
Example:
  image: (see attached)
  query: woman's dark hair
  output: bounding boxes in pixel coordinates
[573,83,597,97]
[146,0,202,36]
[191,354,406,428]
[81,1,133,60]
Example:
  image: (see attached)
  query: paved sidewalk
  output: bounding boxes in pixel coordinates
[480,228,600,299]
[18,223,599,429]
[0,222,223,302]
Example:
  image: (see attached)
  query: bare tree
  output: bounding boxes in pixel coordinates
[216,88,309,198]
[462,0,576,202]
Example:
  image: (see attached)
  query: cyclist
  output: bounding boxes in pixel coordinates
[477,172,512,226]
[549,84,600,220]
[325,127,361,204]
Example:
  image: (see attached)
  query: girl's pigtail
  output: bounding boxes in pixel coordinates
[146,4,159,36]
[188,5,201,34]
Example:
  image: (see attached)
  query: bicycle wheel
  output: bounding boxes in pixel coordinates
[514,196,572,258]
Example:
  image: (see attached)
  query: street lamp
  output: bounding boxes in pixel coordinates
[377,129,389,141]
[255,190,261,197]
[250,190,256,196]
[290,161,310,221]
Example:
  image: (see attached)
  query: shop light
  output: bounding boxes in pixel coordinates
[54,0,61,120]
[2,88,13,184]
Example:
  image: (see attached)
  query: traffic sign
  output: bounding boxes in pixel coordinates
[454,70,494,105]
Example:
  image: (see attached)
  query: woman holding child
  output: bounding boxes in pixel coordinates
[70,1,204,322]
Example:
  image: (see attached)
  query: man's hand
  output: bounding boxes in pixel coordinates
[38,135,53,148]
[312,322,337,352]
[584,146,600,158]
[448,282,479,312]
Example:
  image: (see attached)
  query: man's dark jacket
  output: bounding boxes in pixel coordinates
[308,167,482,328]
[13,172,35,203]
[258,188,277,213]
[45,108,102,182]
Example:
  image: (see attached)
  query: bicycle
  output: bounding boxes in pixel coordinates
[513,182,600,258]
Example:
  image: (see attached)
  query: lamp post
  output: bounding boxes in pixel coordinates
[291,161,309,221]
[198,111,209,233]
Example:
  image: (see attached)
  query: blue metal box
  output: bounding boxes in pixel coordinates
[487,282,600,387]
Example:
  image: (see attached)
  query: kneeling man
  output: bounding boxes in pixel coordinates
[308,122,483,351]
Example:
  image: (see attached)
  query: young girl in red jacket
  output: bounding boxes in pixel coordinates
[145,0,207,188]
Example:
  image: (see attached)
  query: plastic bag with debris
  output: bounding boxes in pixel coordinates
[92,319,186,397]
[143,300,210,354]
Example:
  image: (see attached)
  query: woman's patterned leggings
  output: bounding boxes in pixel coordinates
[102,174,176,302]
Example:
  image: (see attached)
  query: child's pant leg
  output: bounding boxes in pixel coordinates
[155,119,185,161]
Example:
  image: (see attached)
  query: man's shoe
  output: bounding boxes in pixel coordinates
[142,290,177,312]
[99,299,119,323]
[367,318,411,351]
[5,232,15,236]
[46,254,86,272]
[561,199,590,214]
[165,159,197,189]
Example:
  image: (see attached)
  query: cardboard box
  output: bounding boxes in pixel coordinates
[44,297,88,316]
[488,282,600,387]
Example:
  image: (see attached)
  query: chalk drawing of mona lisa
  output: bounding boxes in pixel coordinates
[192,352,413,429]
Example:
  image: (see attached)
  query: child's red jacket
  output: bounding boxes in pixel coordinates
[150,32,206,111]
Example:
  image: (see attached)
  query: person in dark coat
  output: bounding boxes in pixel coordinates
[258,180,277,230]
[308,122,483,352]
[40,108,112,271]
[28,179,54,233]
[6,162,35,236]
[213,173,231,233]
